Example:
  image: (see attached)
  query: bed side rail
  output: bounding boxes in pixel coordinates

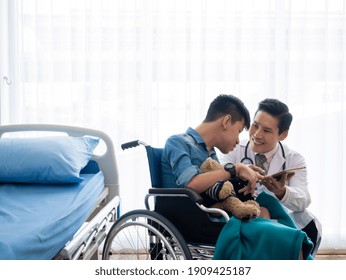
[58,196,119,260]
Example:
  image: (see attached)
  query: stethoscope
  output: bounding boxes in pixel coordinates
[241,141,286,170]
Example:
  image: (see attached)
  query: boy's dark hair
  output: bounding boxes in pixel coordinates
[204,94,250,129]
[255,98,293,134]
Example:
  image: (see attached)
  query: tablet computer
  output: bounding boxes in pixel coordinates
[270,166,306,179]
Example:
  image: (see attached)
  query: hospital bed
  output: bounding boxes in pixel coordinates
[0,124,120,260]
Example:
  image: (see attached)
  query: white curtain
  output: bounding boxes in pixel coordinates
[1,0,345,251]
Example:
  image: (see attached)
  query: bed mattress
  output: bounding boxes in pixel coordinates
[0,171,104,260]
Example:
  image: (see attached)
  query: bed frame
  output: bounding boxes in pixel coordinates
[0,124,120,260]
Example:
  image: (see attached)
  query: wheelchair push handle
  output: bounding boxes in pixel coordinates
[121,140,147,150]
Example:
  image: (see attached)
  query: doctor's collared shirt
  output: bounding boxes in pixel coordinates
[161,127,218,188]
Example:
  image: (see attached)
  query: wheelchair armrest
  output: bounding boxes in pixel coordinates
[148,188,204,204]
[146,188,230,222]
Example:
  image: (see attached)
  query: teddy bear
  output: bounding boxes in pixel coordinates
[200,157,261,221]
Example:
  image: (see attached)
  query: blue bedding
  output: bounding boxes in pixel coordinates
[0,171,104,260]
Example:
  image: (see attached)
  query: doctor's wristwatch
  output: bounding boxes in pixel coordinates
[224,163,237,178]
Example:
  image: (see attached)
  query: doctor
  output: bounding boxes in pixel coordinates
[220,98,321,256]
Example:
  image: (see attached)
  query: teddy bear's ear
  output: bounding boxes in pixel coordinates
[200,158,212,172]
[200,157,222,173]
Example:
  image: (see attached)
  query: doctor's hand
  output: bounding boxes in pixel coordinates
[260,172,294,200]
[235,163,264,197]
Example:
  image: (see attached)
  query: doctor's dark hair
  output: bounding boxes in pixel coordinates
[203,94,250,129]
[255,98,293,134]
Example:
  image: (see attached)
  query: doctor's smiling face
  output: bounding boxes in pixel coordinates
[249,110,288,154]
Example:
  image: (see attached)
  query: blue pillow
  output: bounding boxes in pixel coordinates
[0,136,99,184]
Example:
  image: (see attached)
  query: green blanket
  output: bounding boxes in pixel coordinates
[213,192,314,260]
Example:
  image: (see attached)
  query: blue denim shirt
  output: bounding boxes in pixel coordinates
[161,127,219,188]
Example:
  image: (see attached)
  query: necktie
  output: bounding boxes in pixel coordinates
[255,153,267,174]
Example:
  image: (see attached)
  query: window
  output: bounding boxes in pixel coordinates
[1,0,345,251]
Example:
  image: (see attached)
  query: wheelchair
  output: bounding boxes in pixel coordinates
[102,140,230,260]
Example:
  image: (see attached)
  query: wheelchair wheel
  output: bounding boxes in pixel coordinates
[102,209,192,260]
